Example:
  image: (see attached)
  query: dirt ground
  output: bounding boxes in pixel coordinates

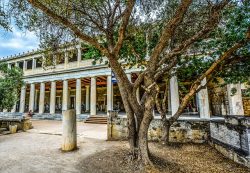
[0,120,249,173]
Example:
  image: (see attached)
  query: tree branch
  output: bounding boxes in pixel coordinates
[113,0,135,56]
[169,27,250,122]
[148,0,192,71]
[27,0,108,55]
[158,0,230,66]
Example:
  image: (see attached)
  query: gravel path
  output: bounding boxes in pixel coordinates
[0,120,249,173]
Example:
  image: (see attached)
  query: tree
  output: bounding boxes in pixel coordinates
[0,1,11,31]
[0,63,23,111]
[8,0,250,165]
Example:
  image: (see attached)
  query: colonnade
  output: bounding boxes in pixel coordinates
[8,46,83,71]
[10,74,246,119]
[18,75,114,116]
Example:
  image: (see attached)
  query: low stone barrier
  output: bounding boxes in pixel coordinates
[107,115,210,143]
[32,113,88,121]
[0,113,33,132]
[210,116,250,168]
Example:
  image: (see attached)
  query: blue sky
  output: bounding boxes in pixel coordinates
[0,26,39,59]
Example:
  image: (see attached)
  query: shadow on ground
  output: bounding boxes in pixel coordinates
[77,143,250,173]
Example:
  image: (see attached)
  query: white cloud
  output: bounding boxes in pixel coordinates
[0,26,39,57]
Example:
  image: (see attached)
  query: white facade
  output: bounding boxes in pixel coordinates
[1,47,245,118]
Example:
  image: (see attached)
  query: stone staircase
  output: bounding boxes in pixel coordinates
[84,116,107,124]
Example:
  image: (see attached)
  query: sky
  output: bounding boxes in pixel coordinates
[0,26,39,59]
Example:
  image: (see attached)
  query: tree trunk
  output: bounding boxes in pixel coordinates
[161,120,171,145]
[138,93,155,165]
[127,110,138,157]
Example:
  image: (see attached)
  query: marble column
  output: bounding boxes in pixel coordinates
[170,75,180,116]
[62,110,77,151]
[64,51,69,69]
[34,89,39,111]
[197,78,210,119]
[126,73,132,83]
[107,75,113,114]
[19,85,26,113]
[168,85,171,113]
[29,83,35,112]
[76,78,82,115]
[11,104,16,113]
[32,58,36,70]
[85,85,90,112]
[90,77,96,115]
[39,82,45,114]
[50,81,56,114]
[77,47,81,67]
[227,83,244,115]
[23,60,26,71]
[136,88,140,103]
[62,80,69,111]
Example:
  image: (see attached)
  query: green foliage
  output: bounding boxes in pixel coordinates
[0,63,23,111]
[120,27,147,67]
[82,44,102,60]
[0,3,11,31]
[6,0,249,87]
[177,1,250,86]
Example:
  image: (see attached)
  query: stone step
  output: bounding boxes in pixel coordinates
[84,121,107,124]
[84,116,107,124]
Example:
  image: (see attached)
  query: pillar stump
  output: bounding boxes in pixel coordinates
[62,109,77,151]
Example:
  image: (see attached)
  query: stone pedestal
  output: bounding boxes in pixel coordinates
[227,84,244,115]
[9,125,17,134]
[62,109,77,151]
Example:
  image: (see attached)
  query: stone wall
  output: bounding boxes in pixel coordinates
[107,116,210,143]
[210,116,250,168]
[243,98,250,116]
[31,113,88,121]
